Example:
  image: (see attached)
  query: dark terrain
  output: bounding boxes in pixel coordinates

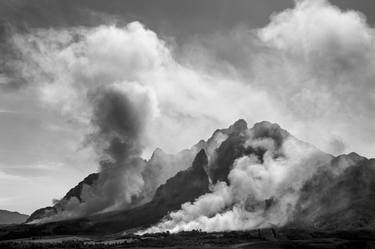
[1,229,375,249]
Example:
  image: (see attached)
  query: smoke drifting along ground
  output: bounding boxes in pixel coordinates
[3,0,375,224]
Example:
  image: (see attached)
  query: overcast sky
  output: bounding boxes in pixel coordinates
[1,0,375,214]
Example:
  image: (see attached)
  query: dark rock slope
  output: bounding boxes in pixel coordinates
[293,153,375,230]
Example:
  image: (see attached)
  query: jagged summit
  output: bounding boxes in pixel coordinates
[329,151,368,174]
[150,147,164,157]
[191,149,208,171]
[251,121,290,146]
[345,151,367,160]
[228,119,248,134]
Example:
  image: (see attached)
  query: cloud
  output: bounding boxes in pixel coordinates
[256,0,375,147]
[176,0,375,156]
[259,0,375,97]
[8,21,282,154]
[3,0,375,219]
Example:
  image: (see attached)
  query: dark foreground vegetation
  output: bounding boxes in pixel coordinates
[1,228,375,249]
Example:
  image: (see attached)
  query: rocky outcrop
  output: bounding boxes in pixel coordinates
[293,154,375,229]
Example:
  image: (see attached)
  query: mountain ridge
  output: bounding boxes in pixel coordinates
[1,119,374,239]
[0,210,29,225]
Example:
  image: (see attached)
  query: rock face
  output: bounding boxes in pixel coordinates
[141,147,199,202]
[293,154,375,229]
[152,149,209,206]
[0,210,29,225]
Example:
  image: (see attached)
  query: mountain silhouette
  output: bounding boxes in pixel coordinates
[1,120,375,239]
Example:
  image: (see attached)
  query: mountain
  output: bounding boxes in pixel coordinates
[292,153,375,230]
[1,119,375,239]
[0,210,28,225]
[0,149,209,238]
[26,149,201,224]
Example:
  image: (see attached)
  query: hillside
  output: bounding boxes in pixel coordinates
[0,210,28,225]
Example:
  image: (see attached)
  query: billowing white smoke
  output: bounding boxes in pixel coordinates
[139,133,331,233]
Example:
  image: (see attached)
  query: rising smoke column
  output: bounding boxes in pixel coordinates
[80,82,158,214]
[35,82,160,220]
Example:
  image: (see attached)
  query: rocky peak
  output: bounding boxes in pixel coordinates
[227,119,248,134]
[192,149,208,171]
[250,121,290,147]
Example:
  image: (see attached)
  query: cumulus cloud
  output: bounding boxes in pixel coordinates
[256,0,375,155]
[177,0,375,156]
[8,21,282,154]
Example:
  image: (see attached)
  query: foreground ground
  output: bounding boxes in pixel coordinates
[0,228,375,249]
